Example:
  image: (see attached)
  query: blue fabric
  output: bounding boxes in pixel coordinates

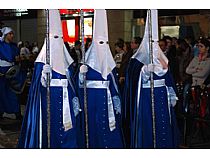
[75,66,124,148]
[17,62,78,148]
[133,71,180,148]
[0,41,19,62]
[0,41,20,113]
[0,74,19,113]
[122,58,144,148]
[123,58,179,148]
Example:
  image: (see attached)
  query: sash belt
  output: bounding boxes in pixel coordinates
[142,79,165,88]
[142,79,172,124]
[50,79,72,131]
[81,80,116,131]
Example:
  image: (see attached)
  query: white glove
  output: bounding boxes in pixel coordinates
[147,64,163,72]
[147,64,155,72]
[80,64,88,74]
[41,64,52,87]
[142,64,163,83]
[42,64,52,74]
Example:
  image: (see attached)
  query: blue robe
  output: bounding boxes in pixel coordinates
[17,62,79,148]
[0,41,21,113]
[76,66,124,148]
[122,58,144,148]
[124,58,179,148]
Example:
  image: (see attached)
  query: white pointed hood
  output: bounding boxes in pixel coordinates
[85,9,116,80]
[132,9,168,67]
[36,9,73,75]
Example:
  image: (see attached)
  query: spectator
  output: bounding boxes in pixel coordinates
[119,41,133,86]
[72,40,82,64]
[123,41,132,54]
[18,41,30,60]
[159,39,167,55]
[176,39,193,112]
[186,38,210,87]
[24,41,32,52]
[69,40,82,73]
[32,42,39,55]
[85,37,92,52]
[186,38,210,118]
[130,36,142,55]
[0,27,26,120]
[163,36,178,83]
[114,38,125,73]
[172,37,178,46]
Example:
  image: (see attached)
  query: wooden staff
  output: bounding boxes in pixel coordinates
[45,9,51,148]
[80,9,89,148]
[148,9,156,148]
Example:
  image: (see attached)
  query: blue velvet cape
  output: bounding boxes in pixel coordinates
[17,62,79,148]
[123,58,180,148]
[122,58,144,148]
[75,66,124,148]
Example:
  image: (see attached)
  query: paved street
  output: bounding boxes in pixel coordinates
[0,117,22,148]
[0,105,25,148]
[1,106,210,149]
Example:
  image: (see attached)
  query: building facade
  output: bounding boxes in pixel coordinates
[1,9,210,54]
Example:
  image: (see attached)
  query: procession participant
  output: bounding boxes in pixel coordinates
[76,9,124,148]
[123,10,179,148]
[17,9,80,148]
[0,27,25,120]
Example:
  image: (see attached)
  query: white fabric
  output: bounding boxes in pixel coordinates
[0,27,13,41]
[72,97,81,117]
[165,86,178,124]
[132,9,168,76]
[167,87,178,107]
[50,79,73,131]
[36,9,73,75]
[85,9,116,80]
[0,59,14,67]
[112,96,121,114]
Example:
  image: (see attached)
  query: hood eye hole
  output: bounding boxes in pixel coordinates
[54,35,59,38]
[106,41,109,44]
[99,41,104,44]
